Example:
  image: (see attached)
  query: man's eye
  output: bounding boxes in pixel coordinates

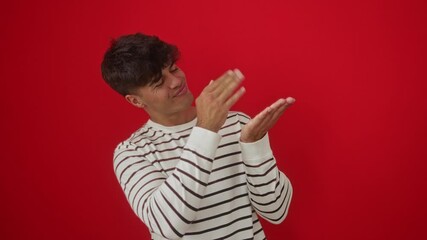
[170,67,179,72]
[152,79,164,89]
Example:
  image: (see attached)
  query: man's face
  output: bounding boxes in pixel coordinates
[129,64,194,120]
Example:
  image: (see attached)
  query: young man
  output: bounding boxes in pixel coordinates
[101,33,294,239]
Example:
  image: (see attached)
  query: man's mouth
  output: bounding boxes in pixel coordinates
[174,83,188,97]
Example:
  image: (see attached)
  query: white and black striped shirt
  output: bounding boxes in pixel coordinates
[113,112,292,239]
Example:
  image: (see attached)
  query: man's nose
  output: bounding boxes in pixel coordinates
[164,72,181,89]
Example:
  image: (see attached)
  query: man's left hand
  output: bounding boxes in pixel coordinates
[240,97,295,143]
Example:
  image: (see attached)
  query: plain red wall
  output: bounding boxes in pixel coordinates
[1,0,426,239]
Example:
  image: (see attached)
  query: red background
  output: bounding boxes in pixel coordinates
[1,0,426,239]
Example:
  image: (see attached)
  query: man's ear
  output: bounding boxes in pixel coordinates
[125,94,146,109]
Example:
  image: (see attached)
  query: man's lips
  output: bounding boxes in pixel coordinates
[174,83,187,97]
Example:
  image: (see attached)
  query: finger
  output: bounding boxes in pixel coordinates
[242,97,296,141]
[252,105,275,127]
[203,69,243,102]
[243,102,281,141]
[243,107,274,140]
[250,109,279,136]
[251,98,289,129]
[253,99,285,126]
[286,96,296,104]
[217,69,244,100]
[210,69,242,89]
[273,97,295,116]
[225,86,246,108]
[256,98,286,119]
[233,68,244,79]
[269,97,295,114]
[265,97,297,127]
[203,70,232,92]
[268,103,287,125]
[268,98,286,112]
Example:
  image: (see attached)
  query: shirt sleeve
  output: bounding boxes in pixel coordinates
[238,113,293,224]
[113,127,221,239]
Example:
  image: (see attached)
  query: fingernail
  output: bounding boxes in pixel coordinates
[233,69,244,80]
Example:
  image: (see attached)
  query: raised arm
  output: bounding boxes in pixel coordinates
[240,97,295,223]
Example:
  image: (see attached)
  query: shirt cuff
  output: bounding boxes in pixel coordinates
[186,126,222,159]
[240,133,273,163]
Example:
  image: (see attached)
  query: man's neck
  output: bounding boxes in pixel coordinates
[149,107,197,127]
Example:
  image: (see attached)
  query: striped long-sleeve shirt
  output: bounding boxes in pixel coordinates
[113,111,292,239]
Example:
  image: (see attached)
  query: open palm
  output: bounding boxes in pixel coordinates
[240,97,295,143]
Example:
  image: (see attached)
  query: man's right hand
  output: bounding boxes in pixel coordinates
[196,69,246,132]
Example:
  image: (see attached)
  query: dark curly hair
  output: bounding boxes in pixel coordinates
[101,33,180,96]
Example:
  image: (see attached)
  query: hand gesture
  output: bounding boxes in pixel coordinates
[196,69,246,132]
[240,97,295,143]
